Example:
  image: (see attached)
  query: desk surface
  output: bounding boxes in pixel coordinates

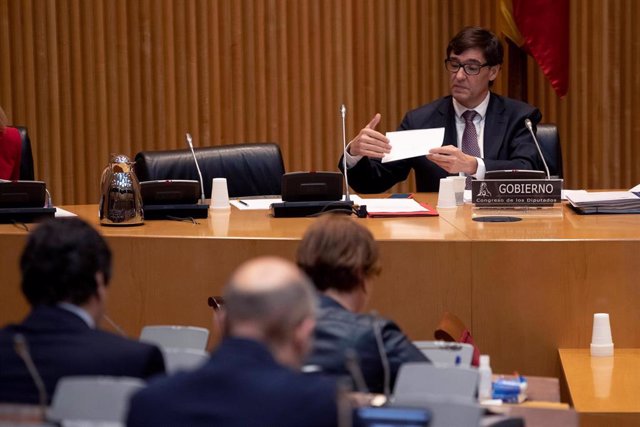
[2,195,640,378]
[559,348,640,413]
[63,198,469,241]
[63,194,640,242]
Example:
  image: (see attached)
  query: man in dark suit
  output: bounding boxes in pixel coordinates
[0,218,165,404]
[342,26,542,192]
[127,256,338,427]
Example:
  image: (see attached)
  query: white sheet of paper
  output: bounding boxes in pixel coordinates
[359,198,428,213]
[54,207,78,217]
[567,191,640,204]
[561,189,587,201]
[382,128,445,164]
[230,198,282,210]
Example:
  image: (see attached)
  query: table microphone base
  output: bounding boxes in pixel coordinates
[0,207,56,223]
[271,200,353,218]
[143,203,209,220]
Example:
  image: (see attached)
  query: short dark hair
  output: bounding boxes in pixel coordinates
[296,214,381,293]
[447,26,504,66]
[20,218,112,306]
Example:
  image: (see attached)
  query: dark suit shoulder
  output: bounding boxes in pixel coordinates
[399,96,452,130]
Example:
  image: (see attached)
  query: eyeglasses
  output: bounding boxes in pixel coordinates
[444,59,491,76]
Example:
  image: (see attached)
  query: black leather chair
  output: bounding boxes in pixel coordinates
[15,126,35,180]
[535,124,563,179]
[134,143,285,198]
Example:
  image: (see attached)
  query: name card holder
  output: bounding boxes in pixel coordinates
[471,179,564,218]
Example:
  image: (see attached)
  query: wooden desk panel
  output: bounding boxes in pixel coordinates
[472,240,640,376]
[559,348,640,427]
[1,197,640,378]
[0,202,471,346]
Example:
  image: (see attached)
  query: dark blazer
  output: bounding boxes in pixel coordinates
[127,337,338,427]
[0,306,165,404]
[342,93,543,192]
[306,295,428,394]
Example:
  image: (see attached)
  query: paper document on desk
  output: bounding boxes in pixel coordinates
[360,198,438,217]
[54,207,78,217]
[382,128,445,163]
[566,190,640,213]
[231,198,282,210]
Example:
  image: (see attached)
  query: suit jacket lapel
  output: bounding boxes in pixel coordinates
[483,93,507,159]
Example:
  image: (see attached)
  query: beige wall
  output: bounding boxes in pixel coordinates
[0,0,637,205]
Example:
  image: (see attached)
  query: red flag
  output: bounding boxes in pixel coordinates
[512,0,570,97]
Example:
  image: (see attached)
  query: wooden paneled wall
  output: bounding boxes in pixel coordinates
[0,0,637,205]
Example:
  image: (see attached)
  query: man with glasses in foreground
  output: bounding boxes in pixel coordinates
[341,26,542,192]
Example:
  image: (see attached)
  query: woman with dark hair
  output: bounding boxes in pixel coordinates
[0,106,22,180]
[297,214,428,394]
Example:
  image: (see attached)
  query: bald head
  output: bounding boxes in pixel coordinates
[223,257,316,348]
[229,256,306,294]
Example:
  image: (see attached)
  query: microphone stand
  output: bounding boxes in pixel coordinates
[185,133,206,203]
[340,104,351,202]
[524,119,551,180]
[13,334,48,420]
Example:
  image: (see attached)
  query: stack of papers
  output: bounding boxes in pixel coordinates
[361,198,438,218]
[566,190,640,214]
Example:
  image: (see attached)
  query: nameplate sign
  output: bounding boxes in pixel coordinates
[472,179,562,207]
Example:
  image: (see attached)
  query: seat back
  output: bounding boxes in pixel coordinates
[48,376,144,423]
[13,126,34,180]
[139,325,209,351]
[161,348,209,374]
[412,341,474,368]
[134,143,285,198]
[391,395,483,427]
[535,124,563,179]
[394,363,479,402]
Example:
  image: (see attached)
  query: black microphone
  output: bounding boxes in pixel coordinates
[340,104,351,203]
[102,313,127,337]
[13,333,48,415]
[185,133,206,203]
[370,311,391,397]
[344,348,369,393]
[524,119,551,180]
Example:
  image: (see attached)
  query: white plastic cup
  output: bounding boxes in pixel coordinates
[437,178,457,209]
[210,178,230,210]
[447,176,466,206]
[590,313,614,357]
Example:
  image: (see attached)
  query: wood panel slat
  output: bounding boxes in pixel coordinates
[0,0,639,204]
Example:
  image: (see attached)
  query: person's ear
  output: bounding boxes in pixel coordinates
[215,310,227,337]
[95,272,107,303]
[293,316,315,353]
[489,64,501,82]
